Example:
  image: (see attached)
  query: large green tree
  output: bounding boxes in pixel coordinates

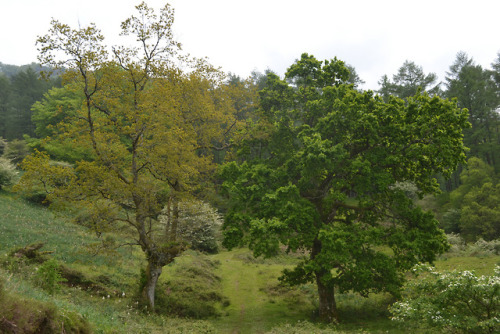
[17,2,239,310]
[220,53,469,322]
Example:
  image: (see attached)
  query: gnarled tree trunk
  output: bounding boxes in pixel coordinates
[144,261,163,310]
[316,270,338,323]
[311,236,339,323]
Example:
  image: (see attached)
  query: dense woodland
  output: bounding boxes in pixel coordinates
[0,2,499,333]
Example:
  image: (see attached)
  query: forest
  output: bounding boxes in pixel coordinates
[0,2,499,334]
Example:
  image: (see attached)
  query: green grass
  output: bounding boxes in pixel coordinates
[210,248,314,333]
[435,255,500,275]
[1,189,498,333]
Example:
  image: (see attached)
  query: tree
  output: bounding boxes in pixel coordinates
[6,68,57,139]
[0,74,12,139]
[16,2,239,310]
[445,52,500,170]
[491,52,500,87]
[448,157,500,241]
[378,60,440,100]
[460,182,500,241]
[220,53,469,322]
[28,86,92,163]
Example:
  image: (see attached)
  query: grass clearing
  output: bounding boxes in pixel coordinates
[1,190,498,333]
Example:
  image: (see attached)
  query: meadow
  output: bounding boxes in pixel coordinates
[0,190,498,333]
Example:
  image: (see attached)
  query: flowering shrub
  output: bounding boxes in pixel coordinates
[159,200,223,253]
[445,233,500,257]
[390,264,499,333]
[0,157,18,190]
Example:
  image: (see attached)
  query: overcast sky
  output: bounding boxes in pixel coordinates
[1,0,499,90]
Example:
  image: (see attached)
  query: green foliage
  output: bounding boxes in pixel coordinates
[445,52,500,171]
[446,157,500,241]
[28,86,95,162]
[0,137,7,155]
[390,264,500,333]
[221,53,469,321]
[0,156,17,189]
[0,67,60,140]
[20,2,244,310]
[460,182,500,241]
[440,208,461,234]
[34,258,67,294]
[378,60,440,100]
[3,138,30,165]
[445,233,500,257]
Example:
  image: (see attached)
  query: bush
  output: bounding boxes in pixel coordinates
[0,157,18,190]
[0,137,7,155]
[466,238,500,256]
[3,139,29,166]
[444,234,500,257]
[390,264,500,333]
[159,200,223,254]
[34,258,67,294]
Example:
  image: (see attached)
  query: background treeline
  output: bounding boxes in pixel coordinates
[1,50,500,243]
[0,62,60,140]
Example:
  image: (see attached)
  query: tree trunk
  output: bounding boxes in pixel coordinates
[316,270,338,323]
[310,236,338,323]
[143,261,163,310]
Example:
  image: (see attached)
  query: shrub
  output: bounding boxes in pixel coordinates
[34,258,67,294]
[0,157,18,190]
[444,234,500,257]
[3,139,29,166]
[466,238,500,256]
[0,137,7,155]
[159,200,223,254]
[390,264,500,333]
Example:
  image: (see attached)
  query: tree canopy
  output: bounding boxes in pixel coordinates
[220,53,470,322]
[16,2,242,310]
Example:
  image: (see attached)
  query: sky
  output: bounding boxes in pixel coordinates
[1,0,499,90]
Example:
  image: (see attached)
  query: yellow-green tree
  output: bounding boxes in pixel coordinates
[16,2,240,309]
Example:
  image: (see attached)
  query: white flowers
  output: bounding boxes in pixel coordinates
[390,264,499,333]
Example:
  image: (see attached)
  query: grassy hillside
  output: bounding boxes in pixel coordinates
[0,190,498,333]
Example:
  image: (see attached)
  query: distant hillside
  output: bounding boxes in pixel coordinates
[0,61,57,78]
